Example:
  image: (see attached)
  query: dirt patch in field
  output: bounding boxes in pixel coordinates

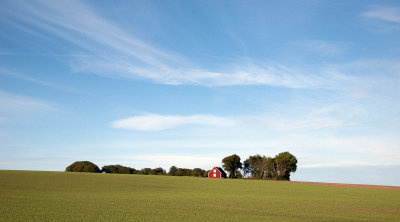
[289,181,400,191]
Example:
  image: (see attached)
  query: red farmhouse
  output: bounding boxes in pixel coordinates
[208,166,227,179]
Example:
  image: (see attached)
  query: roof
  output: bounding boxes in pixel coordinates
[216,167,227,178]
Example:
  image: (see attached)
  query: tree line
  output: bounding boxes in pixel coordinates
[223,152,297,180]
[65,161,210,177]
[65,151,297,180]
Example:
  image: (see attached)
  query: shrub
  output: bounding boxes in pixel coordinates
[102,165,136,174]
[65,161,101,173]
[150,167,166,175]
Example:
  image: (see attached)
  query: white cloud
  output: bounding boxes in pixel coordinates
[111,114,235,131]
[0,90,54,114]
[363,7,400,23]
[297,40,347,56]
[0,68,84,94]
[2,0,358,89]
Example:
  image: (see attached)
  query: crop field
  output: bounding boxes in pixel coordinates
[0,170,399,221]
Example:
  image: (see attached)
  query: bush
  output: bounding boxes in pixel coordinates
[65,161,101,173]
[175,168,193,176]
[140,168,152,175]
[192,168,205,177]
[150,167,166,175]
[168,166,178,176]
[102,165,136,174]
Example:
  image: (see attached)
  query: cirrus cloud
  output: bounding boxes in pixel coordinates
[111,114,235,131]
[363,6,400,24]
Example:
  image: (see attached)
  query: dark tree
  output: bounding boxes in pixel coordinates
[101,165,136,174]
[222,154,242,178]
[140,168,151,175]
[273,152,297,180]
[245,155,264,179]
[175,168,192,176]
[168,166,178,176]
[235,170,243,179]
[192,168,205,177]
[65,161,101,173]
[263,157,275,179]
[203,170,210,177]
[150,167,166,175]
[243,160,251,178]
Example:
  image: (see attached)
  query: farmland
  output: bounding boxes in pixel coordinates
[0,170,399,221]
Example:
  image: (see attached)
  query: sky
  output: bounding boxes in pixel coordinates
[0,0,400,186]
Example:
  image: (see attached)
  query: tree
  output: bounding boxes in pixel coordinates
[102,165,136,174]
[222,154,242,178]
[150,167,166,175]
[192,168,204,177]
[245,155,264,179]
[243,160,251,178]
[168,166,178,176]
[273,152,297,180]
[65,161,101,173]
[175,168,192,176]
[140,168,151,175]
[263,157,275,179]
[235,170,243,179]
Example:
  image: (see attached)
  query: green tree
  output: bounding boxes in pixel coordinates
[65,161,101,173]
[102,165,136,174]
[245,155,264,179]
[243,160,251,178]
[192,168,204,177]
[263,157,275,179]
[222,154,242,178]
[150,167,166,175]
[274,152,297,180]
[175,168,192,176]
[140,168,151,175]
[235,170,243,179]
[168,166,178,176]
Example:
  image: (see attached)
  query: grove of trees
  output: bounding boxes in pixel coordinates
[65,162,209,177]
[102,165,136,174]
[65,151,297,180]
[242,152,297,180]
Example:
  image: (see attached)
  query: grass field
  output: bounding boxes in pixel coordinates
[0,170,399,221]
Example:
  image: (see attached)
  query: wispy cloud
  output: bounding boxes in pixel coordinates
[111,103,364,132]
[297,40,347,56]
[363,6,400,23]
[0,68,84,94]
[111,114,235,131]
[0,90,54,114]
[2,0,358,89]
[0,52,92,57]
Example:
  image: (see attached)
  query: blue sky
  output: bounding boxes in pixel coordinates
[1,0,400,186]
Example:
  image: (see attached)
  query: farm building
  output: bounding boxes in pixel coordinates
[208,166,227,178]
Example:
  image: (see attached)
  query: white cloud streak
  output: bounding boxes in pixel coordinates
[112,114,235,131]
[0,90,54,113]
[0,68,84,94]
[112,101,368,132]
[297,40,347,56]
[363,7,400,23]
[2,0,358,89]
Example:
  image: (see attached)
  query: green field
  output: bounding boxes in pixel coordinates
[0,170,399,221]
